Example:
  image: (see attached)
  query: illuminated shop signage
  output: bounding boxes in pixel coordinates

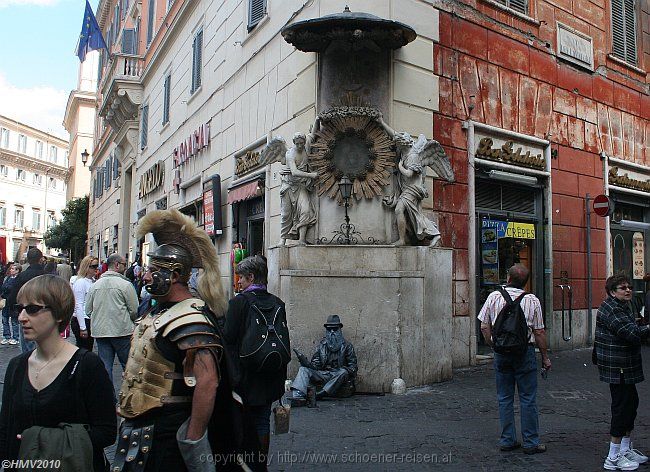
[475,137,545,170]
[173,122,211,168]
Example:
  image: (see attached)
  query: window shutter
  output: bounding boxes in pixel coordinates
[105,159,112,188]
[248,0,266,30]
[122,29,136,55]
[115,4,120,33]
[191,30,203,93]
[623,0,637,64]
[508,0,527,14]
[140,104,149,149]
[163,74,171,124]
[147,0,155,46]
[612,0,637,65]
[113,155,120,179]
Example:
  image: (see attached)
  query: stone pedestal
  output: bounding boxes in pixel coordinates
[267,245,453,392]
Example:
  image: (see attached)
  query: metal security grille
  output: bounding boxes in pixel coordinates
[612,0,637,65]
[476,181,536,215]
[495,0,528,15]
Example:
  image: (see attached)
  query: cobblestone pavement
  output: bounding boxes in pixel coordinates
[2,343,650,471]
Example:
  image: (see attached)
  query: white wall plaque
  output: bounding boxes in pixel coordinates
[556,22,594,71]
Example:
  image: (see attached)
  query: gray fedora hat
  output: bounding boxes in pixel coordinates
[324,314,343,327]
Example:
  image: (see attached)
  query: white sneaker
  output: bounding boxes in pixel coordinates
[604,453,639,471]
[8,339,18,345]
[624,449,649,464]
[0,339,8,345]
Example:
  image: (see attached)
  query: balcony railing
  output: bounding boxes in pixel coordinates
[100,53,144,94]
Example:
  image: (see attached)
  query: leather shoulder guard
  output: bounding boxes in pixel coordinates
[152,297,206,334]
[167,321,222,352]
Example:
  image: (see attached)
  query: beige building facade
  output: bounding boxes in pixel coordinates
[0,115,68,263]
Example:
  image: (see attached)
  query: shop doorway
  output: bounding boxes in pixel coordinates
[475,180,545,353]
[610,200,649,319]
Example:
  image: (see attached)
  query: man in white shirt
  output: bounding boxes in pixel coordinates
[478,263,551,455]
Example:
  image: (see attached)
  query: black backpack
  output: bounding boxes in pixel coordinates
[492,286,529,355]
[238,292,291,373]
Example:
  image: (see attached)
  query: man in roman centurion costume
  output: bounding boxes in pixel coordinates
[112,209,260,472]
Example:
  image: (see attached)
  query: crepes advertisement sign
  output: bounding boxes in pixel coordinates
[481,219,536,240]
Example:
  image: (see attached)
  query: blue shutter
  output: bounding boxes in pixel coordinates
[162,74,171,124]
[248,0,266,31]
[140,104,149,149]
[146,0,155,46]
[191,30,203,93]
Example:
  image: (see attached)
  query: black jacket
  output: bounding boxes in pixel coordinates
[224,290,287,406]
[6,264,45,314]
[311,338,358,375]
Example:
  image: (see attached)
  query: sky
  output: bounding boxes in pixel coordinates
[0,0,97,139]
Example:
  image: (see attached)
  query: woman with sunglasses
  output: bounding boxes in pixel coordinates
[0,274,116,471]
[595,274,650,471]
[70,256,99,351]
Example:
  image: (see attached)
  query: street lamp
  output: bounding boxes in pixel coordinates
[81,149,89,166]
[338,175,353,244]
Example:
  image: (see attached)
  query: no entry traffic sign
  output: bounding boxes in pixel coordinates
[593,194,613,217]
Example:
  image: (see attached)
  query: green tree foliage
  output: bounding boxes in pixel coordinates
[44,196,89,265]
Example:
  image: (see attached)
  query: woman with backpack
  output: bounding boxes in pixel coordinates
[0,274,116,471]
[224,255,290,465]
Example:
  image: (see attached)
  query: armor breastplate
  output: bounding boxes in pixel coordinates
[117,298,208,419]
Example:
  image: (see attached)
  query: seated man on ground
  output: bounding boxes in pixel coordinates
[291,315,357,403]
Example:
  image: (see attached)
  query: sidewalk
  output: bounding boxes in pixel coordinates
[270,347,650,471]
[1,344,648,471]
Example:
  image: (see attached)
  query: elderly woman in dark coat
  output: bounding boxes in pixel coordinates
[595,273,650,471]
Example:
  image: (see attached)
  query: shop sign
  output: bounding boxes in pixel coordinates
[139,161,164,198]
[475,136,545,170]
[633,232,645,280]
[235,150,262,177]
[481,219,536,240]
[173,122,211,169]
[203,188,215,236]
[556,22,594,70]
[609,167,650,193]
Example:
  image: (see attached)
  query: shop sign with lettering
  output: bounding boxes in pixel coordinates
[173,122,211,169]
[609,166,650,193]
[139,161,165,198]
[475,134,545,170]
[235,150,263,177]
[481,219,536,240]
[203,189,215,236]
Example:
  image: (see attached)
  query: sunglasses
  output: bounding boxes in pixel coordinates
[90,264,99,269]
[616,285,633,291]
[14,304,50,315]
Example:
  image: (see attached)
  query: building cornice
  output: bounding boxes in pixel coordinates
[0,149,69,179]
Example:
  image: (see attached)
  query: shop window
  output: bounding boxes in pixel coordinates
[611,0,637,65]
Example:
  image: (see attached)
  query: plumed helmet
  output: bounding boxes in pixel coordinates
[147,243,193,277]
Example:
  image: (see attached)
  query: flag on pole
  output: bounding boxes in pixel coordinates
[76,0,108,62]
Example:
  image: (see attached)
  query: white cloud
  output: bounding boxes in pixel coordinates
[0,73,69,140]
[0,0,59,7]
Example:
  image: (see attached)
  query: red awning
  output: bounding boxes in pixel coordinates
[227,180,263,204]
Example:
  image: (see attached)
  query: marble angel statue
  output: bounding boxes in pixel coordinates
[376,116,455,247]
[260,118,320,245]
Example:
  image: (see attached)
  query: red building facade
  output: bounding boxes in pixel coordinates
[432,0,649,362]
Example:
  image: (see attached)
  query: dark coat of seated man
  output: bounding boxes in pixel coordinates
[291,315,358,402]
